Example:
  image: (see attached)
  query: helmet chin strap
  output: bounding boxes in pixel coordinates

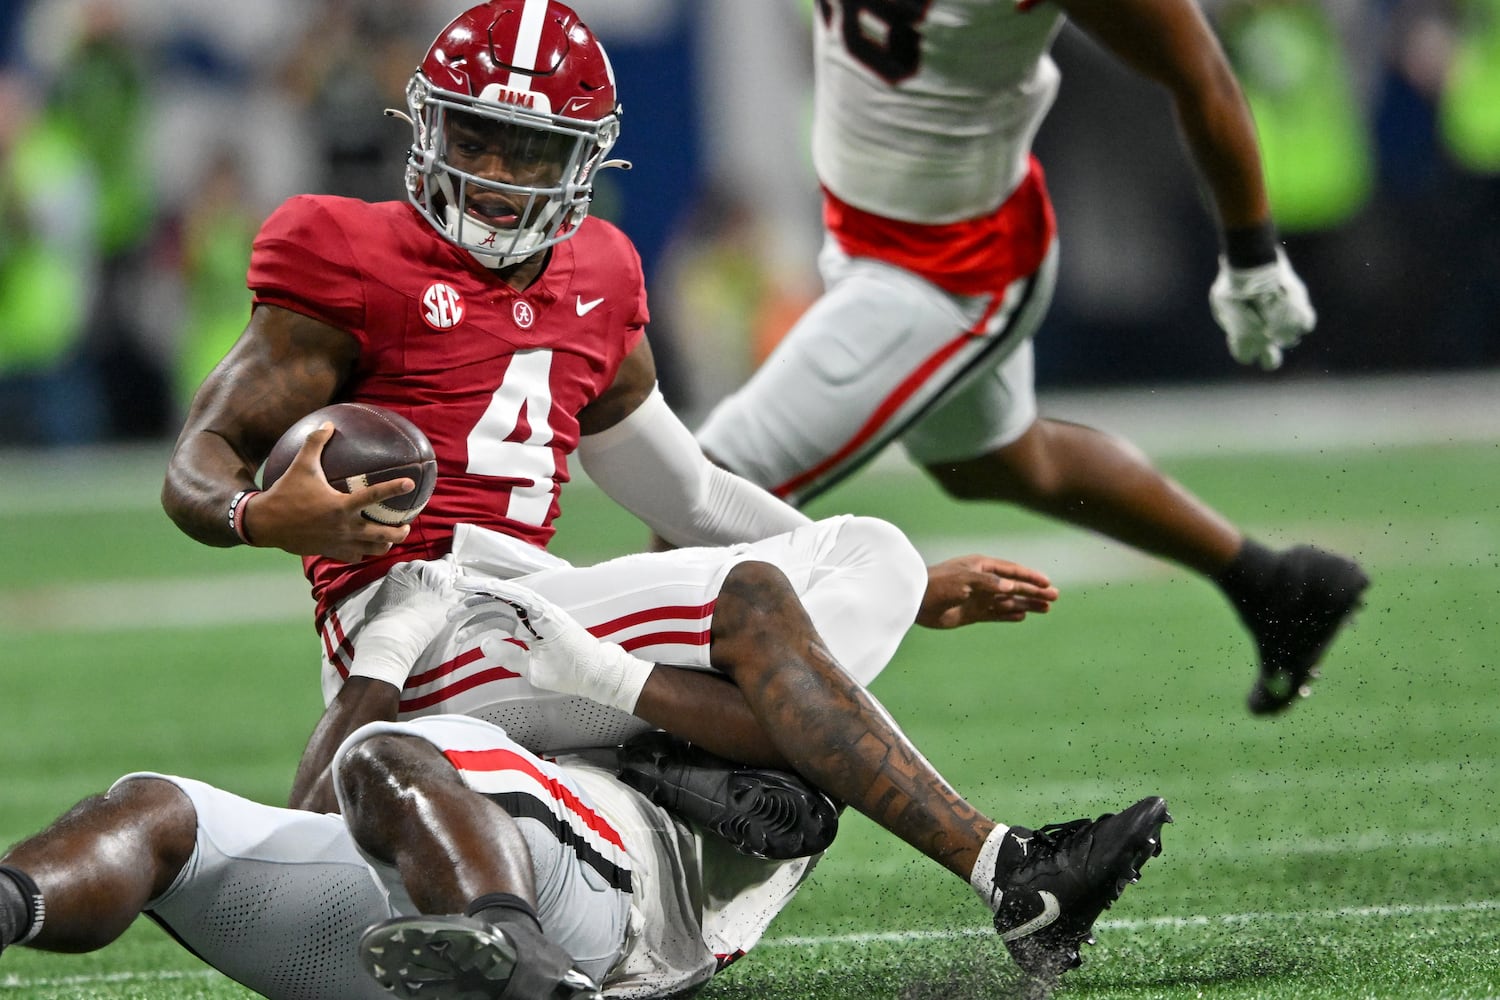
[435,168,550,268]
[445,204,538,268]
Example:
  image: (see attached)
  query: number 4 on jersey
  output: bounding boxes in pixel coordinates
[467,349,559,528]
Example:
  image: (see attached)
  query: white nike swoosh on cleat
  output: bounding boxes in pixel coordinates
[576,296,605,316]
[999,890,1061,942]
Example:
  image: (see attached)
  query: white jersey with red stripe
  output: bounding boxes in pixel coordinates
[811,0,1064,224]
[319,514,926,755]
[696,237,1058,505]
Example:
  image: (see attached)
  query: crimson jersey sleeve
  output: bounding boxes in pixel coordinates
[247,195,368,332]
[596,221,649,355]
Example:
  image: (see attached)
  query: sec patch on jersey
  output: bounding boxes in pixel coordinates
[261,403,438,525]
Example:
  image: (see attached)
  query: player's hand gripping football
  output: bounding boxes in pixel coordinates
[917,555,1060,630]
[256,422,413,562]
[1209,249,1316,371]
[349,558,459,689]
[453,574,654,713]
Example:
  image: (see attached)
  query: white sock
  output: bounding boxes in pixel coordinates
[969,823,1010,908]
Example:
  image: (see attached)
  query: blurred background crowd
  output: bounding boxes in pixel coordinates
[0,0,1495,448]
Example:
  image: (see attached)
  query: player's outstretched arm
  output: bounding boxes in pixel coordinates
[162,304,410,560]
[290,677,402,813]
[1056,0,1268,233]
[1056,0,1315,370]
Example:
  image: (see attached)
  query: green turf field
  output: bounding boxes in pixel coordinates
[1,377,1497,998]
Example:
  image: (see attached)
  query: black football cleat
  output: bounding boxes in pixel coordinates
[985,796,1170,988]
[615,731,839,860]
[360,914,599,1000]
[1238,545,1370,715]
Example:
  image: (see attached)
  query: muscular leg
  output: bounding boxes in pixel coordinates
[337,733,598,997]
[926,417,1241,575]
[0,778,196,953]
[337,733,536,912]
[927,416,1371,714]
[708,559,993,879]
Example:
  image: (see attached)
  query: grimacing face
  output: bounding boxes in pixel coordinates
[443,110,572,220]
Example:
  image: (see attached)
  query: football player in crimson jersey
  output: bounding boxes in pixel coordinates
[693,0,1370,715]
[161,0,1043,769]
[162,0,1057,784]
[158,0,1163,991]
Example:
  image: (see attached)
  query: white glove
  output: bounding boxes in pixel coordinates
[349,558,458,689]
[452,573,654,713]
[1209,248,1316,371]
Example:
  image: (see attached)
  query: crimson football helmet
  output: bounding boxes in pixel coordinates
[402,0,627,266]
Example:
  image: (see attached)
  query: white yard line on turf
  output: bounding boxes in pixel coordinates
[6,507,1495,634]
[2,572,311,632]
[0,969,221,989]
[761,898,1500,948]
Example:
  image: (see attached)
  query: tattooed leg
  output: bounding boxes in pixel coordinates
[708,560,994,878]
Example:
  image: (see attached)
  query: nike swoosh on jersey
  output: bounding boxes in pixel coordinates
[996,890,1061,942]
[576,296,605,316]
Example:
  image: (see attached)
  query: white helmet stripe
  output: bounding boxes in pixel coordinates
[597,32,617,92]
[505,0,550,89]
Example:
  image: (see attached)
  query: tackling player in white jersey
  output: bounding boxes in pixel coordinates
[696,0,1370,715]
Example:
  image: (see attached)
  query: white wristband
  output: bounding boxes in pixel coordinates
[478,634,654,713]
[349,606,437,690]
[597,642,654,714]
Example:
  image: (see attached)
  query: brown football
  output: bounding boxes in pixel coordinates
[261,403,437,526]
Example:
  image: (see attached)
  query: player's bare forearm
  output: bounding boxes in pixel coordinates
[160,428,264,548]
[632,667,791,768]
[1057,0,1270,229]
[163,305,371,552]
[162,364,285,547]
[288,677,402,813]
[1165,65,1270,230]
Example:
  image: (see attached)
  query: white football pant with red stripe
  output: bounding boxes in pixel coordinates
[697,239,1059,505]
[318,514,927,756]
